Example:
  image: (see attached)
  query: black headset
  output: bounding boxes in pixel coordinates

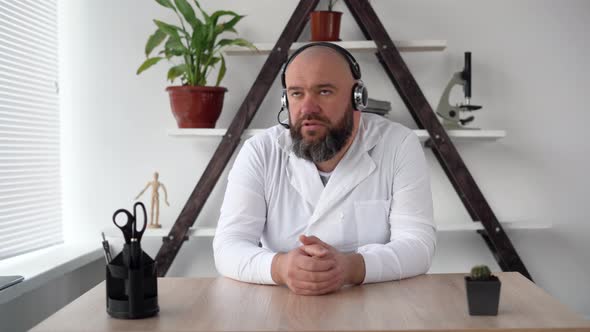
[278,42,368,129]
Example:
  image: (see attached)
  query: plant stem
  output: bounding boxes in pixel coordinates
[195,53,202,85]
[184,54,193,85]
[172,8,196,85]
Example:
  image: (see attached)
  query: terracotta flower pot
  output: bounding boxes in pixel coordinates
[165,86,228,128]
[310,11,342,41]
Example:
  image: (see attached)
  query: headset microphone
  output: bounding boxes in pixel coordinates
[278,105,290,129]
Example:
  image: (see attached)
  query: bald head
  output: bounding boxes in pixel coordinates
[284,45,356,88]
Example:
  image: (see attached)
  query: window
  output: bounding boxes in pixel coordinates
[0,0,61,260]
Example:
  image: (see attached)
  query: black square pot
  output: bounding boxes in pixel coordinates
[465,276,501,316]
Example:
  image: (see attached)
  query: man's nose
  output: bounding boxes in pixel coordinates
[299,94,320,116]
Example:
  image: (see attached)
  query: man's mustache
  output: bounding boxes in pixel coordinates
[295,114,331,128]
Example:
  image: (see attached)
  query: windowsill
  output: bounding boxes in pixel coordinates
[0,242,103,305]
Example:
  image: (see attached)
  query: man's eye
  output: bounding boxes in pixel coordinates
[320,90,332,95]
[290,91,301,97]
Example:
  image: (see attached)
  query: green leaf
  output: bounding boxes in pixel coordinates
[215,54,226,86]
[192,22,209,54]
[211,11,241,36]
[165,36,187,55]
[167,64,187,83]
[218,14,244,33]
[155,0,175,9]
[210,57,221,66]
[157,49,174,60]
[224,27,238,34]
[163,47,176,59]
[210,10,239,26]
[136,57,163,75]
[174,0,198,26]
[193,0,210,21]
[153,19,181,37]
[202,55,220,69]
[145,29,167,57]
[216,38,256,50]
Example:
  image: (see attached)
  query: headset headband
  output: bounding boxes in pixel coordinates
[280,42,362,88]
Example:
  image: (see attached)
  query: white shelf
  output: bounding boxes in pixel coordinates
[103,226,216,239]
[415,129,506,142]
[168,128,506,143]
[224,40,447,55]
[168,128,265,137]
[104,221,550,240]
[437,221,552,232]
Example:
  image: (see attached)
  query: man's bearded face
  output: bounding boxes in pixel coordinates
[290,105,354,163]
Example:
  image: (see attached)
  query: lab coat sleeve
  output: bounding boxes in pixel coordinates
[212,139,277,285]
[356,131,437,284]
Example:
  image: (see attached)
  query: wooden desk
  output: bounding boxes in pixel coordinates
[30,272,590,332]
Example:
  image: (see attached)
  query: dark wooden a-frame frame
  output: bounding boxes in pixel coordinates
[155,0,532,281]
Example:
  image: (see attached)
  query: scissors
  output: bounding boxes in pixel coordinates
[112,201,147,244]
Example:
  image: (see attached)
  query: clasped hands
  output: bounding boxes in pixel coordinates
[271,235,365,295]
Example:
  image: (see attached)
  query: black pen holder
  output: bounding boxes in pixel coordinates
[106,243,159,319]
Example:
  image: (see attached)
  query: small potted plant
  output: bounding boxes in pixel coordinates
[137,0,256,128]
[310,0,342,41]
[465,265,502,316]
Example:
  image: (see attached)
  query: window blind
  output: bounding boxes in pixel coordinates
[0,0,62,260]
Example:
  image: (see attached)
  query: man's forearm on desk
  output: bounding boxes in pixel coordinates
[356,222,437,283]
[213,235,278,284]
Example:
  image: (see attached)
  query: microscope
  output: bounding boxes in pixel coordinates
[435,52,482,129]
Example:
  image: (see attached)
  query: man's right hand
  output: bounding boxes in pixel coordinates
[271,246,342,296]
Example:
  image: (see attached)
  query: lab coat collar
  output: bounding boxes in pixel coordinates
[277,113,379,220]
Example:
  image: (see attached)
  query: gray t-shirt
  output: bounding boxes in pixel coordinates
[318,170,332,186]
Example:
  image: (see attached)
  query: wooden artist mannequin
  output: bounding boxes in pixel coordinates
[135,171,169,228]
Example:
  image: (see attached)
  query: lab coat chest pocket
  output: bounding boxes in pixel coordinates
[353,199,391,245]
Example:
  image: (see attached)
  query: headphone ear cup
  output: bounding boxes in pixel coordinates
[278,89,290,129]
[352,81,368,111]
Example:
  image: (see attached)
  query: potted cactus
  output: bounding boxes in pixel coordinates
[310,0,342,41]
[137,0,256,128]
[465,265,502,316]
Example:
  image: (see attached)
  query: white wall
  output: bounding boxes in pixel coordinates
[59,0,590,318]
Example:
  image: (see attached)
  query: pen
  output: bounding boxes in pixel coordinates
[101,232,112,264]
[130,238,140,269]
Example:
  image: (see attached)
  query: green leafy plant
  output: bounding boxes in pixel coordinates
[470,265,492,281]
[328,0,340,11]
[137,0,256,86]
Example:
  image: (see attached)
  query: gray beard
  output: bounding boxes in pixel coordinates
[290,108,354,163]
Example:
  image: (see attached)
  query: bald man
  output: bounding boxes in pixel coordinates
[213,43,436,295]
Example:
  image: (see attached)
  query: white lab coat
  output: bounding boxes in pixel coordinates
[213,113,436,285]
